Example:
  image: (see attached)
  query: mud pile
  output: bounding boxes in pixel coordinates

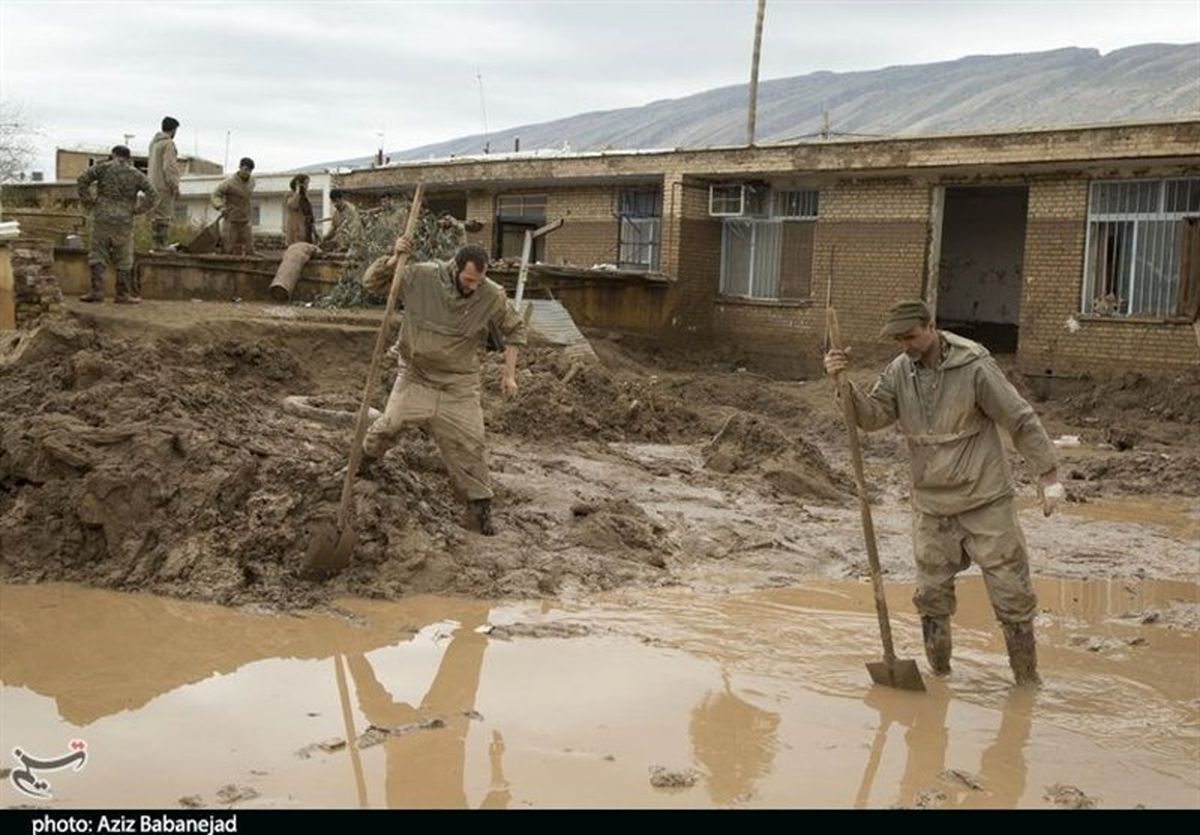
[702,414,850,503]
[1058,367,1200,429]
[0,321,467,608]
[0,321,701,609]
[484,347,702,443]
[1064,450,1200,498]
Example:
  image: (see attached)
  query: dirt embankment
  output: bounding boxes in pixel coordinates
[3,311,1195,610]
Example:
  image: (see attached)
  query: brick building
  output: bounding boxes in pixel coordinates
[289,122,1200,376]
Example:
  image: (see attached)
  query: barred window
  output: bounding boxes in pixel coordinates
[617,189,661,269]
[1082,178,1200,317]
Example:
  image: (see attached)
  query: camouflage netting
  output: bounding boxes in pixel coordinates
[316,198,470,309]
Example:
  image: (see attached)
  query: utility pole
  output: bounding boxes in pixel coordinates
[223,130,231,172]
[746,0,767,146]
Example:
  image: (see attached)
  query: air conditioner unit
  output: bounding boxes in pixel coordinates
[709,183,770,217]
[709,184,746,217]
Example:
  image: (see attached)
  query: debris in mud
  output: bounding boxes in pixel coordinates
[701,414,849,503]
[463,710,484,721]
[178,795,204,809]
[939,769,985,791]
[487,621,592,640]
[648,765,700,788]
[566,498,670,563]
[1120,603,1200,631]
[356,718,446,749]
[1065,452,1200,497]
[317,737,346,752]
[1068,634,1125,653]
[215,784,259,805]
[1058,367,1200,428]
[1044,783,1099,809]
[909,788,948,809]
[485,348,701,443]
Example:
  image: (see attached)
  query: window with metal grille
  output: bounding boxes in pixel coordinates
[1082,178,1200,317]
[618,189,661,269]
[773,189,819,219]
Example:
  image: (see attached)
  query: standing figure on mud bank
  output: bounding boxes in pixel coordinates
[358,235,526,535]
[76,144,157,304]
[284,174,316,245]
[823,299,1063,686]
[211,157,257,255]
[147,116,181,252]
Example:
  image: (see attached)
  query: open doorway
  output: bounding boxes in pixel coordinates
[936,186,1029,354]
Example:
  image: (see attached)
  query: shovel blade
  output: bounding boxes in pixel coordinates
[301,519,357,580]
[866,658,926,692]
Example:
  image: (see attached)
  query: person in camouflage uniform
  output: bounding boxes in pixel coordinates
[76,145,158,303]
[824,299,1063,687]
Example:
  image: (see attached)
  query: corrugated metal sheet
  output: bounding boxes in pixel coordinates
[525,299,597,361]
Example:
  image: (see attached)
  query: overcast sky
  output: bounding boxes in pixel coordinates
[2,0,1197,176]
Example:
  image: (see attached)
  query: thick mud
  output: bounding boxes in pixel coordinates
[3,302,1198,610]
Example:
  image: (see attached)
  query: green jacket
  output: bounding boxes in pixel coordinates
[848,330,1057,516]
[364,257,527,390]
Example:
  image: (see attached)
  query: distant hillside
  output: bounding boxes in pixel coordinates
[307,43,1199,171]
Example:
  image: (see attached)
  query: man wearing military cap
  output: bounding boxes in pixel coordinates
[824,298,1063,686]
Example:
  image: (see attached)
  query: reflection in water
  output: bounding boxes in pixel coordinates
[857,684,1033,809]
[346,601,497,809]
[689,673,780,805]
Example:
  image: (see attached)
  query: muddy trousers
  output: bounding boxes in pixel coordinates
[84,224,136,300]
[221,219,255,255]
[912,497,1040,682]
[363,374,492,501]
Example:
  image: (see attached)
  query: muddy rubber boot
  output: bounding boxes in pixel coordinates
[130,268,143,300]
[114,270,140,304]
[921,615,953,676]
[1002,621,1042,687]
[469,498,496,536]
[80,263,105,302]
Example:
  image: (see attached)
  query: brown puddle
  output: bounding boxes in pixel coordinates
[1,579,1197,809]
[1022,495,1200,541]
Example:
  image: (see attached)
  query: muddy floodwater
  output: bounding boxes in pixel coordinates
[2,577,1196,809]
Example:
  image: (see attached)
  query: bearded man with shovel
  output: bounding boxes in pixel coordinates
[824,299,1063,687]
[357,234,527,536]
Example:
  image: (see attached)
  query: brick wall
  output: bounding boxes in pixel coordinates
[544,186,621,267]
[677,178,931,374]
[8,239,64,326]
[1018,178,1199,374]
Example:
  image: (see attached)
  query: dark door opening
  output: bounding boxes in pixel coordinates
[936,186,1029,354]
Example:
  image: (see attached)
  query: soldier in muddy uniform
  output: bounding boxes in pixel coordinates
[823,299,1063,686]
[76,145,158,303]
[358,235,526,535]
[210,157,257,255]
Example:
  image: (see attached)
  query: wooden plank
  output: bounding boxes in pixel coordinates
[0,244,15,330]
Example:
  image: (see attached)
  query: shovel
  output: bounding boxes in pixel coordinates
[827,306,925,692]
[302,183,425,579]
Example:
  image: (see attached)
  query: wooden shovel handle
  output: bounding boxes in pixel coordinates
[336,183,426,528]
[827,306,898,663]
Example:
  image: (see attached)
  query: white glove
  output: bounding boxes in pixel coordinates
[1041,482,1065,517]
